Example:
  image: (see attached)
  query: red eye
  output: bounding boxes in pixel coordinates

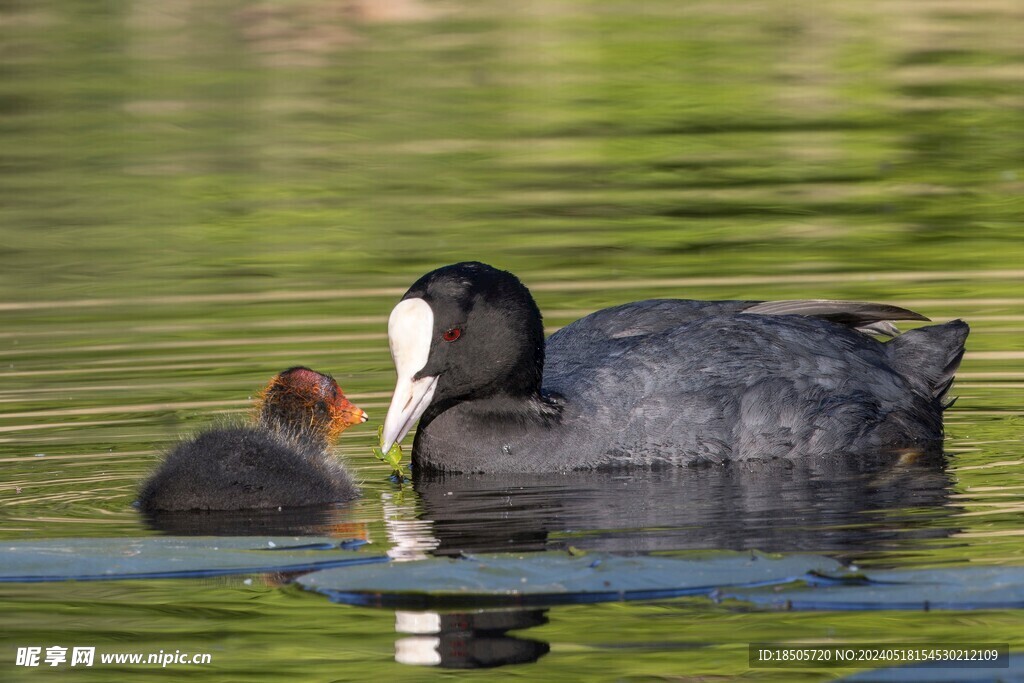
[442,327,462,342]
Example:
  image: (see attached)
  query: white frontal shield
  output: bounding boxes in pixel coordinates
[381,298,438,452]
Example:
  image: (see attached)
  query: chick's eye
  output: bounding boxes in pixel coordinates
[442,327,462,342]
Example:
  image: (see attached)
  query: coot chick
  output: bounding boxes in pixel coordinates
[138,367,367,511]
[381,262,969,473]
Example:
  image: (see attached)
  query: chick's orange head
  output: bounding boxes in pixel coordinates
[258,366,367,441]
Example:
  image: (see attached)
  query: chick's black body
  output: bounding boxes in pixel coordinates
[396,263,968,473]
[138,367,362,512]
[137,426,356,511]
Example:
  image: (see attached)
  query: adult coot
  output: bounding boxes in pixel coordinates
[381,262,969,473]
[138,367,366,511]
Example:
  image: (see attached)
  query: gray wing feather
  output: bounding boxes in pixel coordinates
[741,300,929,337]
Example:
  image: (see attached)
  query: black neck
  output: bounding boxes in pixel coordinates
[420,388,563,433]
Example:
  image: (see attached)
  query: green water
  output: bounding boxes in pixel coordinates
[1,0,1023,680]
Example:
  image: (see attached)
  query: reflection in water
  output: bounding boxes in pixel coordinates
[141,503,367,539]
[137,451,957,556]
[380,491,549,668]
[144,452,960,671]
[412,452,958,561]
[372,452,962,669]
[394,609,549,669]
[381,490,439,561]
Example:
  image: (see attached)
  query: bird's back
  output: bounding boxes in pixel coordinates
[544,301,968,466]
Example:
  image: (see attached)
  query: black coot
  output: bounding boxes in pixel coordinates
[381,262,968,473]
[138,367,366,511]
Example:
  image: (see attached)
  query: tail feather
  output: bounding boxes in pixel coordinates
[934,375,958,408]
[888,319,969,404]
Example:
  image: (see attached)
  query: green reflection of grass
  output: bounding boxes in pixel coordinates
[0,579,1022,681]
[0,0,1021,301]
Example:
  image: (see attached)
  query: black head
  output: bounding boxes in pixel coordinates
[406,262,545,400]
[380,262,546,451]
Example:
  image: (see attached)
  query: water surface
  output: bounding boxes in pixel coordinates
[1,0,1022,679]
